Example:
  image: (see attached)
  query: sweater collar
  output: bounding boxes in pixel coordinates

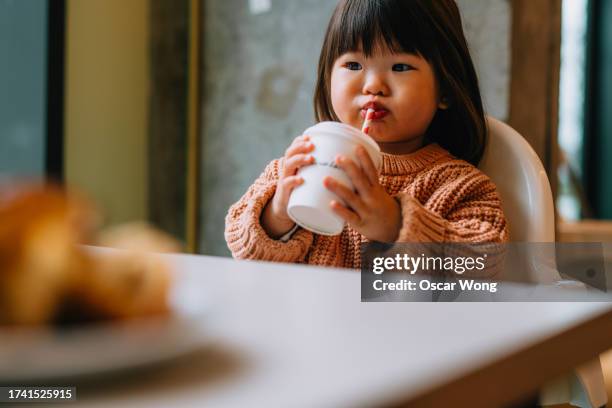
[379,143,451,175]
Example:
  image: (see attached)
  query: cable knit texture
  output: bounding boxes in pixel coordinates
[225,143,509,269]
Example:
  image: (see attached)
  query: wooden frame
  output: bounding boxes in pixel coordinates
[559,220,612,242]
[508,0,562,200]
[148,0,201,253]
[186,0,201,253]
[148,0,190,248]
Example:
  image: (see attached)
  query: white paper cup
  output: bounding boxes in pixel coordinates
[287,121,382,235]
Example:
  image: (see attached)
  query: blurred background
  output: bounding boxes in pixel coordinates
[0,0,611,254]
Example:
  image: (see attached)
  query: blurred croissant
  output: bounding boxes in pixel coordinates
[0,185,181,326]
[72,222,181,320]
[0,186,98,325]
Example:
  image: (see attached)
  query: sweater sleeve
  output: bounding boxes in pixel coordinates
[224,158,314,262]
[395,165,509,243]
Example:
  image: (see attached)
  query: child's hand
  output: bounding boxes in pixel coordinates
[261,135,315,238]
[323,146,402,242]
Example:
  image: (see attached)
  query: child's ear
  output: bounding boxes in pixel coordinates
[438,97,449,110]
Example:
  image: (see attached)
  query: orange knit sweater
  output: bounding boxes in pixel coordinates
[225,143,509,268]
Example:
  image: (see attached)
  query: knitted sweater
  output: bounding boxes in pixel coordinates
[225,143,509,269]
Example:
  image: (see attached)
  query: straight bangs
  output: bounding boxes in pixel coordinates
[328,0,437,63]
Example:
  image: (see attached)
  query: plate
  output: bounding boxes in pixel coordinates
[0,269,210,382]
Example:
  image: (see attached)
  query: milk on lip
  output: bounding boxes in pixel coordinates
[286,121,382,236]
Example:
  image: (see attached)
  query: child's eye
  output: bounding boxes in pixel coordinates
[344,62,362,71]
[392,63,414,72]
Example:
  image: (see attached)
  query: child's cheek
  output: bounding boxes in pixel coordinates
[330,84,351,119]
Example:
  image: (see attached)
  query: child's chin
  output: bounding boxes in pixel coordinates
[366,129,390,140]
[368,135,390,145]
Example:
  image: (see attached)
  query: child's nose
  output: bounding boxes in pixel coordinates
[362,73,389,96]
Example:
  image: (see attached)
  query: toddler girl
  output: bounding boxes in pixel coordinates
[225,0,509,268]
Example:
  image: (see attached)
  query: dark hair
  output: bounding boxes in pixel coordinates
[314,0,487,165]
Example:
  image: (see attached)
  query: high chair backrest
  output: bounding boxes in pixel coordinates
[478,116,555,242]
[478,117,559,284]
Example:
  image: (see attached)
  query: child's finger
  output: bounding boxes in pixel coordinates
[285,134,311,153]
[323,176,366,215]
[291,134,310,145]
[329,200,361,225]
[356,146,379,186]
[285,141,314,159]
[278,175,304,199]
[335,155,371,193]
[283,154,314,177]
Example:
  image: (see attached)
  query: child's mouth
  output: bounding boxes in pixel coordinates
[360,109,389,120]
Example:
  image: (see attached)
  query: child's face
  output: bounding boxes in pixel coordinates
[330,45,444,149]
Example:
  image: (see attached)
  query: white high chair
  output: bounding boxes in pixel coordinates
[479,116,607,407]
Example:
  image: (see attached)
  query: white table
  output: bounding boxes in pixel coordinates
[72,253,612,408]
